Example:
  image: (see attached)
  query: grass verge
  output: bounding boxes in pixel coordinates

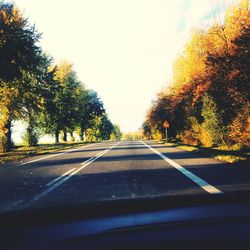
[0,141,91,165]
[162,141,250,166]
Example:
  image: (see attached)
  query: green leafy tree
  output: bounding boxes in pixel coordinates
[41,61,80,143]
[85,113,114,142]
[110,124,122,141]
[201,95,226,146]
[98,114,114,141]
[78,89,104,141]
[21,54,55,146]
[0,3,42,152]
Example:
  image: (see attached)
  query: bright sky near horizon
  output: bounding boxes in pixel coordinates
[7,0,230,132]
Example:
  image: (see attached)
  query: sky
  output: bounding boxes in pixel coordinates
[7,0,230,133]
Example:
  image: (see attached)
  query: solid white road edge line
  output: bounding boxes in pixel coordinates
[140,141,223,195]
[14,142,104,167]
[46,168,76,187]
[26,142,120,206]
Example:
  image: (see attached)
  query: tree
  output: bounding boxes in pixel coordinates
[40,61,81,143]
[0,3,42,152]
[85,113,113,142]
[201,95,226,146]
[78,89,104,141]
[20,54,55,146]
[110,124,122,141]
[143,0,249,148]
[142,121,152,139]
[0,3,41,82]
[98,114,114,141]
[228,105,250,147]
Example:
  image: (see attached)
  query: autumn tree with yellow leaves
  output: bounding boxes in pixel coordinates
[144,0,250,148]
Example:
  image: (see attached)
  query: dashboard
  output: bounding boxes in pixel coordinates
[1,193,250,249]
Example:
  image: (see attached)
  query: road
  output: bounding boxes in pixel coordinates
[1,140,250,212]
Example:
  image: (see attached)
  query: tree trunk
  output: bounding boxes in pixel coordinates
[6,120,12,150]
[0,119,12,152]
[26,114,38,147]
[79,129,83,141]
[55,130,59,143]
[63,130,67,142]
[27,127,32,146]
[70,131,74,142]
[80,127,85,141]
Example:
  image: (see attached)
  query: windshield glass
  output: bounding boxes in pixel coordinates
[0,0,249,212]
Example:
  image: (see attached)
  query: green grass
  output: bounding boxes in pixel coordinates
[161,140,250,165]
[0,141,91,165]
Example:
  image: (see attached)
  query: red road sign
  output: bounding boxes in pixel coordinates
[163,120,169,128]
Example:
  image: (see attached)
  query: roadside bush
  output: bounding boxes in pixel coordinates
[151,128,163,141]
[199,126,213,147]
[178,130,200,145]
[201,95,226,146]
[178,117,202,146]
[228,107,250,148]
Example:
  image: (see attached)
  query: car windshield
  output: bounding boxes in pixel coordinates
[0,0,249,213]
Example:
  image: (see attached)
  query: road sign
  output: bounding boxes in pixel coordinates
[163,120,169,128]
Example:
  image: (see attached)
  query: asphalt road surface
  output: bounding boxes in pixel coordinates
[1,140,250,212]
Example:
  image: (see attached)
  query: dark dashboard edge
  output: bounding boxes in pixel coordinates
[1,191,250,228]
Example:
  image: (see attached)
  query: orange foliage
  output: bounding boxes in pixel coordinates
[192,81,211,106]
[229,106,250,147]
[178,130,200,146]
[143,0,249,148]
